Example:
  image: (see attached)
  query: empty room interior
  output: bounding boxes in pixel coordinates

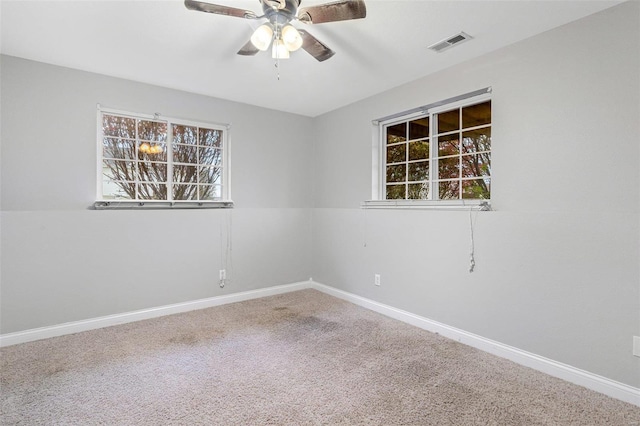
[1,0,639,423]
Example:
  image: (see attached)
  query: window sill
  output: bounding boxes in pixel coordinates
[93,200,234,210]
[361,200,491,211]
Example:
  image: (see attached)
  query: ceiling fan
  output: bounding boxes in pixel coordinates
[184,0,366,62]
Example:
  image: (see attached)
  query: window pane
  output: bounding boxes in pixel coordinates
[103,115,135,138]
[103,159,135,182]
[408,182,429,200]
[438,134,459,157]
[386,184,405,199]
[408,140,429,161]
[461,154,491,178]
[174,164,198,184]
[386,164,406,183]
[378,95,490,204]
[138,183,167,200]
[462,101,491,128]
[100,113,226,203]
[439,180,460,200]
[199,128,222,147]
[103,138,135,160]
[437,109,459,133]
[386,123,406,144]
[173,184,198,200]
[386,144,406,164]
[102,180,134,200]
[138,142,167,162]
[198,147,221,167]
[173,144,199,164]
[409,118,429,140]
[462,178,491,199]
[408,161,429,181]
[462,128,491,154]
[199,166,221,185]
[199,185,221,201]
[138,120,167,142]
[173,125,197,145]
[438,157,459,180]
[138,160,168,183]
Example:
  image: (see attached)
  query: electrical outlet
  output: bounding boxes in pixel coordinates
[633,336,640,357]
[219,269,226,280]
[374,274,381,286]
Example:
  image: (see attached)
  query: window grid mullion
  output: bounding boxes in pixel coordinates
[405,126,409,199]
[459,107,463,199]
[135,118,140,200]
[167,123,174,202]
[198,128,203,171]
[430,113,439,201]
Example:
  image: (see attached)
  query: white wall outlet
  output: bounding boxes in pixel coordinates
[633,336,640,357]
[374,274,381,286]
[219,269,226,280]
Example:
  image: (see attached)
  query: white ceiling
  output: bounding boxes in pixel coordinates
[0,0,623,117]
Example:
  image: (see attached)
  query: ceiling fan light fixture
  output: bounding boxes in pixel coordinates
[281,24,303,52]
[250,24,274,51]
[185,0,368,62]
[272,39,290,59]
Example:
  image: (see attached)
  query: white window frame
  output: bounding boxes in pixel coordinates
[95,106,232,209]
[365,88,492,210]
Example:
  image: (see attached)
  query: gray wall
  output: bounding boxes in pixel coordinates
[1,1,639,391]
[310,2,640,388]
[1,56,313,333]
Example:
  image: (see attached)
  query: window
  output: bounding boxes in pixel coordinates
[373,90,491,206]
[96,108,231,208]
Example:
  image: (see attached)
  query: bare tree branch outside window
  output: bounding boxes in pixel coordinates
[383,100,491,201]
[101,113,224,201]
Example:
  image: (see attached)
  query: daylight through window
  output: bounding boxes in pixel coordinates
[381,93,491,202]
[98,109,229,206]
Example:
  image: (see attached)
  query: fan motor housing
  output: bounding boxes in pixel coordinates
[262,0,300,24]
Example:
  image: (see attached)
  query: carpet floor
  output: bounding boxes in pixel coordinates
[1,289,639,425]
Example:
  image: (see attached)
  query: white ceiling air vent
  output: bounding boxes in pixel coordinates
[428,32,473,53]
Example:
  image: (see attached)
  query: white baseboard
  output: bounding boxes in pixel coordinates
[2,279,638,407]
[0,280,312,348]
[310,281,640,408]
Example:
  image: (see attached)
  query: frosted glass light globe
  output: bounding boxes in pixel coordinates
[281,25,302,52]
[251,24,274,51]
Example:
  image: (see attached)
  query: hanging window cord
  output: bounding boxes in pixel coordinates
[219,218,225,288]
[468,207,480,273]
[362,207,368,248]
[219,210,233,288]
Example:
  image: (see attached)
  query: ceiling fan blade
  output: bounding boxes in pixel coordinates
[184,0,258,19]
[298,29,335,62]
[297,0,366,24]
[237,39,260,56]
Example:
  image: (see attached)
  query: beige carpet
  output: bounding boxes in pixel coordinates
[1,289,639,425]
